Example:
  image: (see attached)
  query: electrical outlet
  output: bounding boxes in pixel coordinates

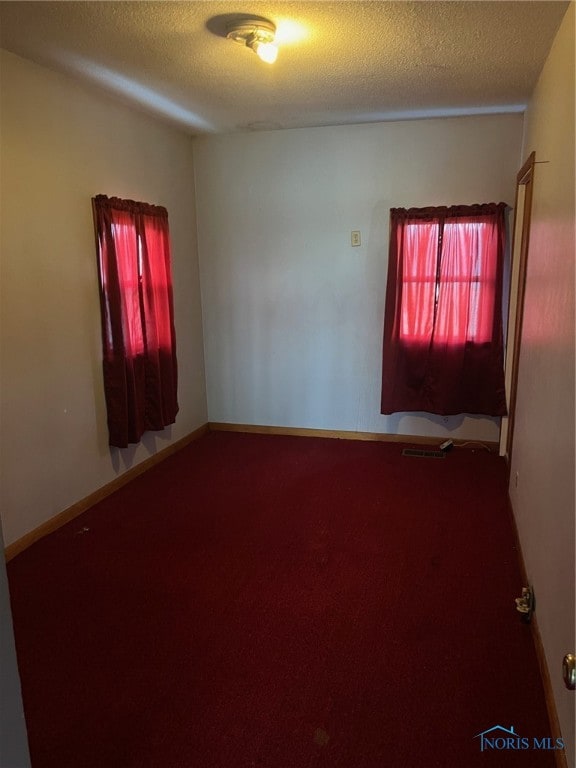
[351,230,361,247]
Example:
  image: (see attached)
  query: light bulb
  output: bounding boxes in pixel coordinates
[253,41,278,64]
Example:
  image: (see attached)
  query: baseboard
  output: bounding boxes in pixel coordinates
[4,420,499,557]
[531,615,569,768]
[506,496,567,768]
[211,421,563,765]
[4,423,209,562]
[5,417,561,761]
[208,421,499,450]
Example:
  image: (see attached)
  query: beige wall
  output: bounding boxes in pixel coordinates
[194,114,523,441]
[0,50,207,546]
[509,4,575,762]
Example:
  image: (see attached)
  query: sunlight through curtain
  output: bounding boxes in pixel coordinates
[93,195,178,447]
[381,203,508,416]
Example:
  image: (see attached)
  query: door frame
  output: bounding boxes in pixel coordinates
[500,151,536,460]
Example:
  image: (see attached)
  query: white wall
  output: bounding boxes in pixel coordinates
[0,50,207,546]
[509,4,575,762]
[194,114,523,441]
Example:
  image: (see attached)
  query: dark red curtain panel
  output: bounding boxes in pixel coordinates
[93,195,178,448]
[381,203,508,417]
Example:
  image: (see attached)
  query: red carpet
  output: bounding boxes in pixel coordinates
[7,432,556,767]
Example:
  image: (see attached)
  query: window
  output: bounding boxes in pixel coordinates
[93,195,178,448]
[381,203,508,417]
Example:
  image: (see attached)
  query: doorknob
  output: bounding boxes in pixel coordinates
[562,654,575,690]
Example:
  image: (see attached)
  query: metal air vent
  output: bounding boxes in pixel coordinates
[402,448,446,459]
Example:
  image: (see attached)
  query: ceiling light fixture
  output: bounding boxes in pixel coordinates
[226,18,278,63]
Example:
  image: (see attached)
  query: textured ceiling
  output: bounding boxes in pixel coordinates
[0,1,570,134]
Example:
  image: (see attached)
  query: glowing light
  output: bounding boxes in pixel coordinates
[274,20,309,45]
[254,41,278,64]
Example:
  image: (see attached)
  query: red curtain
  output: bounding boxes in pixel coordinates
[93,195,178,447]
[381,203,507,416]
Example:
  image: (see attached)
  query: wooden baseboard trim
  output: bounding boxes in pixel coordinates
[4,423,209,562]
[214,422,562,765]
[5,420,499,556]
[5,417,562,760]
[208,421,499,450]
[531,615,569,768]
[506,495,567,768]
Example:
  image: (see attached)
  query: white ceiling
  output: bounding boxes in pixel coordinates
[0,1,569,135]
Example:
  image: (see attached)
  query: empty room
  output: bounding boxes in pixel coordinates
[0,2,574,767]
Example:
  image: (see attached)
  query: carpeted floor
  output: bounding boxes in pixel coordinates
[7,431,556,767]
